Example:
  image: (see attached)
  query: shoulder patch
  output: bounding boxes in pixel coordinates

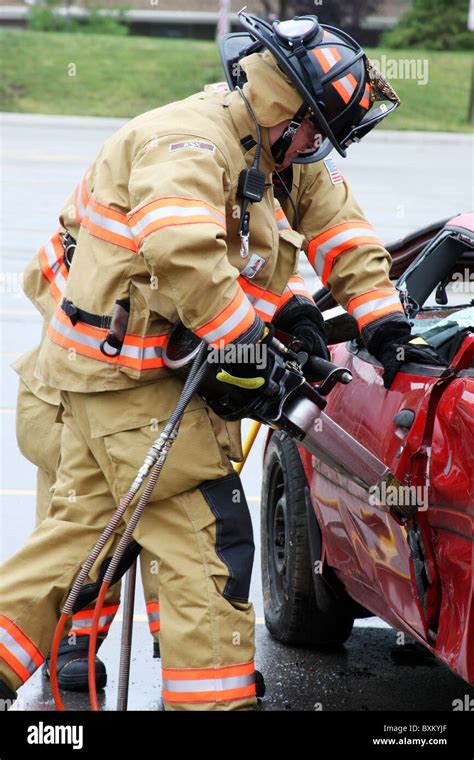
[169,140,216,154]
[323,158,343,185]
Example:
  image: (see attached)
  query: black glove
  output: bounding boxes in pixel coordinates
[272,296,330,361]
[366,318,446,389]
[211,316,275,391]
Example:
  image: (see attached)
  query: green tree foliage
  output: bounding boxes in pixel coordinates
[27,0,129,36]
[382,0,472,50]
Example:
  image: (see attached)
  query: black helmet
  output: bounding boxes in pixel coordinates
[220,12,400,164]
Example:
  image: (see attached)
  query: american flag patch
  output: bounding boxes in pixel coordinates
[323,158,343,185]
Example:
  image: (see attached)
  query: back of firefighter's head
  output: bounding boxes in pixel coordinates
[226,12,400,166]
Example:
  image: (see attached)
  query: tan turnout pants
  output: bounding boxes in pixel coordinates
[15,379,161,643]
[1,379,256,709]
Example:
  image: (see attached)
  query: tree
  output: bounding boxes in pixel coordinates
[382,0,472,50]
[258,0,381,31]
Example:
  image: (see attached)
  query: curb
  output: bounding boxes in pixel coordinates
[1,113,473,143]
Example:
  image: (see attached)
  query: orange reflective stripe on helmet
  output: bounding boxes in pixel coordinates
[348,288,404,330]
[0,615,44,684]
[332,73,358,104]
[194,286,256,348]
[307,221,381,285]
[37,230,69,303]
[146,601,160,634]
[47,303,167,371]
[129,196,226,248]
[312,46,342,74]
[70,604,119,636]
[359,83,371,110]
[162,660,256,704]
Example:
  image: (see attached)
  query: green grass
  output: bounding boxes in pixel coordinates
[0,30,472,132]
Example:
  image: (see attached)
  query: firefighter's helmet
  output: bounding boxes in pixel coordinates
[220,12,400,164]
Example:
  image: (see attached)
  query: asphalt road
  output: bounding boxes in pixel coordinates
[0,114,473,711]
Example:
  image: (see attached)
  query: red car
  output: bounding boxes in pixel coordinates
[261,212,474,685]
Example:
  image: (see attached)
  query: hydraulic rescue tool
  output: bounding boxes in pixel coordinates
[50,324,408,712]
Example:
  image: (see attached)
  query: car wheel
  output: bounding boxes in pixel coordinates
[261,431,355,646]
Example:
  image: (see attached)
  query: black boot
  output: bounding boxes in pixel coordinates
[44,635,107,692]
[255,670,266,699]
[0,680,16,711]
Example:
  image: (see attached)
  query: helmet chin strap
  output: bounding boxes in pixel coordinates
[270,103,309,165]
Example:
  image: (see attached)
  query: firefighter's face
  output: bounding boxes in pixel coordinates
[270,118,321,170]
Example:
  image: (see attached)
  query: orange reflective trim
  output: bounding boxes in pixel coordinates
[54,306,106,340]
[72,624,113,635]
[274,207,291,230]
[348,289,405,330]
[72,605,119,621]
[162,660,255,681]
[87,196,128,224]
[129,197,226,247]
[0,643,30,684]
[162,685,256,703]
[312,47,342,74]
[307,221,379,284]
[359,84,371,110]
[38,248,63,303]
[238,277,280,306]
[210,309,255,348]
[332,73,358,104]
[356,303,405,330]
[129,196,224,225]
[321,235,382,285]
[0,615,44,668]
[146,602,160,614]
[195,287,256,347]
[74,168,91,224]
[48,306,167,371]
[82,211,137,252]
[149,621,161,633]
[197,288,244,332]
[308,221,371,251]
[135,215,226,245]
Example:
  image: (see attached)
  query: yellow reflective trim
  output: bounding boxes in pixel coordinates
[409,337,428,346]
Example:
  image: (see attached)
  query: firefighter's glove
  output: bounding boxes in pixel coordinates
[272,296,330,380]
[214,317,274,392]
[366,318,445,389]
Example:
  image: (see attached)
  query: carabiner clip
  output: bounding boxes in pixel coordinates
[239,210,250,259]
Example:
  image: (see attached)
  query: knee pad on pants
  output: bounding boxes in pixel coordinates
[199,472,254,604]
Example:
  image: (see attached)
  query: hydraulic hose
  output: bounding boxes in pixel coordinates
[88,349,210,710]
[51,340,208,711]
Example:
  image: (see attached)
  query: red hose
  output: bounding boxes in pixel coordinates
[88,581,110,711]
[50,612,69,711]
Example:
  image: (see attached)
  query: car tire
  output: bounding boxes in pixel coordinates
[261,431,355,646]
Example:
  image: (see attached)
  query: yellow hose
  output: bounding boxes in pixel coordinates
[233,421,262,474]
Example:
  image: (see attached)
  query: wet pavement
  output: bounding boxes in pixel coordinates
[9,619,474,712]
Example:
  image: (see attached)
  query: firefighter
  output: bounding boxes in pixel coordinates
[0,12,442,711]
